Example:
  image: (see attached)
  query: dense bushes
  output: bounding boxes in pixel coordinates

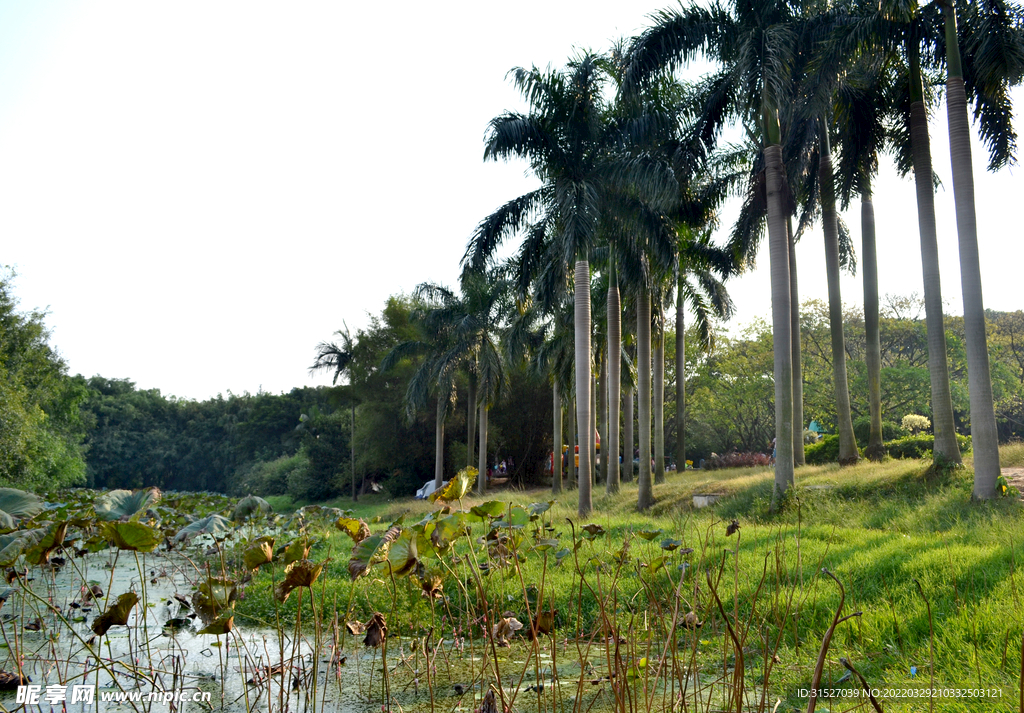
[886,433,972,459]
[233,452,308,496]
[852,416,907,447]
[805,432,972,463]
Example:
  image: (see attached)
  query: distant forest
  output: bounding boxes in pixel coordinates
[4,269,1024,499]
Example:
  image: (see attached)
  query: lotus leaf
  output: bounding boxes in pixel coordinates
[282,538,310,565]
[581,524,605,539]
[348,524,402,579]
[429,512,466,551]
[95,488,161,521]
[493,506,529,529]
[243,536,274,569]
[92,592,139,635]
[363,612,387,647]
[173,514,232,542]
[660,539,683,551]
[24,521,68,565]
[101,522,160,552]
[533,538,560,552]
[387,529,418,576]
[231,495,272,521]
[192,577,237,624]
[274,559,325,603]
[0,488,43,524]
[335,516,370,543]
[527,501,554,518]
[197,614,234,636]
[418,572,443,599]
[468,501,505,520]
[0,530,43,566]
[429,466,476,503]
[637,529,664,541]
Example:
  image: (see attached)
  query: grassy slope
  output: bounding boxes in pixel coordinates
[246,449,1024,712]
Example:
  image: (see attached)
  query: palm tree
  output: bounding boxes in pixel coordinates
[626,0,802,497]
[937,0,1024,497]
[310,325,359,500]
[414,268,509,496]
[467,54,676,516]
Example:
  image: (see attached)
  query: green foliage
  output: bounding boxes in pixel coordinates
[233,452,308,496]
[901,413,931,434]
[0,271,88,489]
[887,433,972,460]
[852,416,907,447]
[804,434,846,465]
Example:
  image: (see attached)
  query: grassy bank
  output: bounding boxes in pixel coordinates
[239,453,1023,712]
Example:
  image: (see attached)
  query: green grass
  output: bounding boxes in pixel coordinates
[236,453,1024,712]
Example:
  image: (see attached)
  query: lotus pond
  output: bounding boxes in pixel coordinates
[0,460,1020,713]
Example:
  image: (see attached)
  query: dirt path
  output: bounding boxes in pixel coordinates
[1001,467,1024,497]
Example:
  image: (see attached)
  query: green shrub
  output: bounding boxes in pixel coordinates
[852,416,907,448]
[805,434,840,464]
[233,452,308,496]
[886,433,971,459]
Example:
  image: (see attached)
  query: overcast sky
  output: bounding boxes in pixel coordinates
[3,1,1021,401]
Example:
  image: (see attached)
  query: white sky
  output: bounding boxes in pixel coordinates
[3,1,1021,401]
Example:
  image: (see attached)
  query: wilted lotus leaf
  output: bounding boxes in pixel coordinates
[0,530,43,567]
[101,522,160,552]
[468,501,505,521]
[345,619,365,635]
[581,524,605,539]
[533,538,560,552]
[643,556,666,573]
[348,523,402,579]
[660,538,683,551]
[274,559,325,603]
[197,613,234,636]
[0,488,43,528]
[24,521,69,565]
[91,592,139,635]
[429,513,466,551]
[680,611,703,630]
[0,671,29,690]
[174,515,232,543]
[363,612,387,647]
[429,467,476,503]
[387,529,418,576]
[491,616,524,646]
[282,538,311,565]
[637,529,664,541]
[192,578,237,624]
[418,572,443,599]
[480,686,498,713]
[231,495,272,522]
[243,536,275,570]
[335,516,371,543]
[95,488,161,521]
[725,519,740,537]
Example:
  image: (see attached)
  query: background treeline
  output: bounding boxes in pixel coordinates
[7,268,1024,498]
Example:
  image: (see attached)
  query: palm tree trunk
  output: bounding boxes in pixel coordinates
[574,260,593,516]
[467,373,477,469]
[675,276,686,473]
[637,288,654,510]
[351,404,358,501]
[819,120,859,465]
[943,5,1000,498]
[624,388,634,482]
[599,353,608,486]
[607,268,621,493]
[477,403,488,496]
[861,182,886,460]
[654,305,666,484]
[590,373,598,489]
[764,139,794,498]
[553,381,563,494]
[789,221,805,467]
[908,39,962,466]
[434,397,445,489]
